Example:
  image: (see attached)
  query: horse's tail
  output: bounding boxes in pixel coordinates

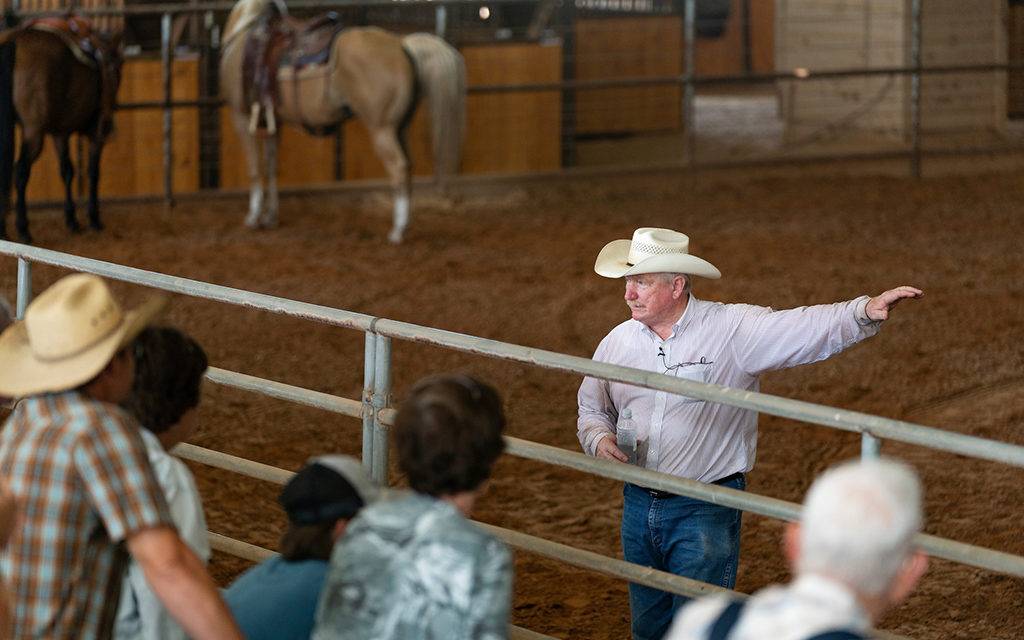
[401,33,466,190]
[0,35,16,215]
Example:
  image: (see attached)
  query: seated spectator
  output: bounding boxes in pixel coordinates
[0,476,18,640]
[0,272,243,639]
[224,455,379,640]
[114,326,213,640]
[312,374,514,640]
[0,294,13,409]
[664,457,929,640]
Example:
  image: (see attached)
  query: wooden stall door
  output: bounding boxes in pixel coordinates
[574,16,682,135]
[461,43,562,174]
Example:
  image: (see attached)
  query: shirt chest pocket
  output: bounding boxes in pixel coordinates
[666,360,713,403]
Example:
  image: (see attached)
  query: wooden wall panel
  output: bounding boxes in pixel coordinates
[694,6,746,76]
[749,0,776,74]
[1010,3,1024,116]
[103,58,200,197]
[461,43,562,173]
[574,16,682,134]
[776,0,1006,141]
[21,57,198,202]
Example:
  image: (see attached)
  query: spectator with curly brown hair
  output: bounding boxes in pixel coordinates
[114,326,213,640]
[312,373,513,640]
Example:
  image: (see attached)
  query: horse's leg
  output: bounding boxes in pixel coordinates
[13,131,45,244]
[85,135,105,232]
[232,111,266,229]
[262,130,279,229]
[367,126,411,244]
[52,136,83,235]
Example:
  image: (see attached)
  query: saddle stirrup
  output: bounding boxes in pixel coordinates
[248,102,261,134]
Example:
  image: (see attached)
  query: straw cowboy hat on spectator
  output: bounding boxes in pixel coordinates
[594,227,721,279]
[0,273,167,398]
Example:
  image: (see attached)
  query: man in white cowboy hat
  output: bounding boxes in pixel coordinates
[577,228,923,640]
[0,273,244,640]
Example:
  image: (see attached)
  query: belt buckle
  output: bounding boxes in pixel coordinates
[644,487,674,500]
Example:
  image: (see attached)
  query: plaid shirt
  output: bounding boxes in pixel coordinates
[0,391,173,640]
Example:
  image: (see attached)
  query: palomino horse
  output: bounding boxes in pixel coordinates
[220,0,466,243]
[0,12,123,243]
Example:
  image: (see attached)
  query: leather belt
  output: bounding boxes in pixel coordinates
[634,471,744,499]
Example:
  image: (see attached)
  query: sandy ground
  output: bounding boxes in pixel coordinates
[1,165,1023,639]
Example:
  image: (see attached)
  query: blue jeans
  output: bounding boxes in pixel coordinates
[621,474,745,640]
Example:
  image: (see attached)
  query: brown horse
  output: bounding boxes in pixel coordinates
[220,0,466,243]
[0,12,123,244]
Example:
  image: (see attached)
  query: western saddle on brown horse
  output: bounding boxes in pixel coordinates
[16,12,121,135]
[241,4,345,135]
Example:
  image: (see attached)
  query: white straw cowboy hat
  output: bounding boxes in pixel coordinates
[594,227,721,279]
[0,273,168,398]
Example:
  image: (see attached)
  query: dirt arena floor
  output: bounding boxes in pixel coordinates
[1,164,1023,639]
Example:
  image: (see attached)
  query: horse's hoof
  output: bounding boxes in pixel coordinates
[89,221,104,233]
[387,229,404,244]
[17,232,32,245]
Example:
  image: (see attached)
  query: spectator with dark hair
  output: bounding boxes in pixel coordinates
[114,326,213,640]
[0,273,242,639]
[312,374,513,640]
[224,454,379,640]
[665,457,928,640]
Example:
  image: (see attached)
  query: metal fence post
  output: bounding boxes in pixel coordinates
[15,258,31,318]
[362,331,378,474]
[909,0,922,179]
[682,0,696,174]
[371,334,393,486]
[161,12,176,209]
[862,433,881,459]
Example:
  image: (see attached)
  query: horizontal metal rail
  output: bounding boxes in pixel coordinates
[177,422,1024,581]
[5,243,1024,638]
[370,317,1024,469]
[204,458,911,640]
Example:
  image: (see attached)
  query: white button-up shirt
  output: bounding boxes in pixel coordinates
[663,574,873,640]
[577,295,879,483]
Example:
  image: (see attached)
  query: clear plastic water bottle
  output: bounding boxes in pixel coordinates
[616,408,637,465]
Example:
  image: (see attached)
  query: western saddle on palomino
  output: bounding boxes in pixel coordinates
[241,3,344,135]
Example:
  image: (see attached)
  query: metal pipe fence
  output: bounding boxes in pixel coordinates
[3,239,1023,639]
[9,0,1024,209]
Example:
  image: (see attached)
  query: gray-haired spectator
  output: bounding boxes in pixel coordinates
[664,457,929,640]
[224,455,379,640]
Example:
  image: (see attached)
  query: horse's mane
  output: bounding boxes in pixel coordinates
[222,0,273,47]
